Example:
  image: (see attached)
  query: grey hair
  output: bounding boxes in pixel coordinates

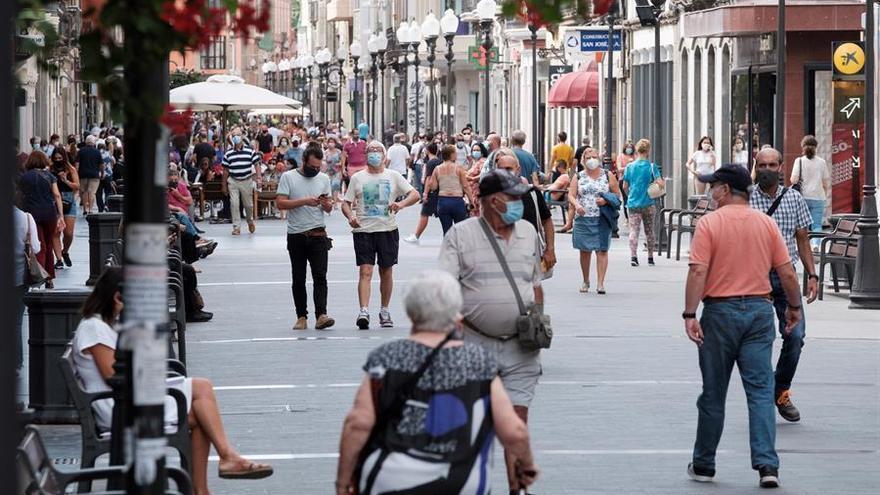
[510,130,527,146]
[404,270,463,332]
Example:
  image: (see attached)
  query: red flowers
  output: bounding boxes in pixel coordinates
[159,0,271,49]
[161,104,194,136]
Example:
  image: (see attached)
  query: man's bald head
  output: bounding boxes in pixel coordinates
[486,134,501,151]
[755,147,783,166]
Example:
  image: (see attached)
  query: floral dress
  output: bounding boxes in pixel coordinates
[576,170,609,218]
[572,170,612,252]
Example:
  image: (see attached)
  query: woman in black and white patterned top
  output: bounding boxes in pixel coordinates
[336,270,539,495]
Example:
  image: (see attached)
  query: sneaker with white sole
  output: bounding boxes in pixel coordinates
[356,310,370,330]
[379,309,393,328]
[758,466,779,488]
[403,234,420,245]
[688,463,715,483]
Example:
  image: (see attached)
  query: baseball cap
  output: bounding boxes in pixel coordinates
[698,164,753,193]
[479,169,532,198]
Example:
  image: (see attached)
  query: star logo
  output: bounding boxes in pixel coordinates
[840,51,858,66]
[833,42,865,76]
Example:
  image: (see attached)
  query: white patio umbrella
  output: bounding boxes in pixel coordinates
[169,74,301,111]
[246,107,310,119]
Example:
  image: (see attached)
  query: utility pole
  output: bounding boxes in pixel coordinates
[775,0,786,153]
[604,14,615,169]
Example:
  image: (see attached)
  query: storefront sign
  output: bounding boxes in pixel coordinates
[832,41,865,77]
[831,123,865,214]
[564,29,622,53]
[548,65,573,88]
[833,80,865,125]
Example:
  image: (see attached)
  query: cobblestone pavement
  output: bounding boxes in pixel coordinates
[32,205,880,494]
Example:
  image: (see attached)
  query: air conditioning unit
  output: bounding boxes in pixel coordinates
[759,33,774,52]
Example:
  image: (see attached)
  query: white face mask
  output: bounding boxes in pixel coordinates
[734,143,743,151]
[586,160,600,171]
[701,143,711,152]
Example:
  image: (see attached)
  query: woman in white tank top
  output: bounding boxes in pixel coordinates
[685,136,717,195]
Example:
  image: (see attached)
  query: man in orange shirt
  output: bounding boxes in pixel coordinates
[549,131,574,173]
[682,164,802,489]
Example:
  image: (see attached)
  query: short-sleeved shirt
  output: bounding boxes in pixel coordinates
[222,146,260,179]
[357,122,370,140]
[622,159,660,209]
[167,181,192,212]
[791,155,831,201]
[423,158,442,198]
[77,146,103,179]
[750,186,813,265]
[276,169,331,234]
[343,169,414,233]
[19,169,58,223]
[513,148,540,181]
[343,140,367,173]
[71,316,118,430]
[256,133,274,153]
[689,204,791,298]
[521,187,551,234]
[439,217,542,338]
[550,143,574,167]
[386,144,410,175]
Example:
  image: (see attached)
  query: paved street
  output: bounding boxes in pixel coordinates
[35,206,880,494]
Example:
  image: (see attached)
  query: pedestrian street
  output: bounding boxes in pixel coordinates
[37,207,880,494]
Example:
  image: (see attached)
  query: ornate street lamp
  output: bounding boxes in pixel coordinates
[261,60,271,89]
[368,34,380,135]
[408,20,424,135]
[422,11,440,134]
[350,40,362,126]
[527,21,538,157]
[316,47,332,123]
[267,60,278,92]
[377,33,389,138]
[441,9,459,137]
[396,21,411,135]
[336,42,348,123]
[278,58,291,97]
[301,52,315,118]
[476,0,497,135]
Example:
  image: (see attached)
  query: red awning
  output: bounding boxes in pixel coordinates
[548,69,600,109]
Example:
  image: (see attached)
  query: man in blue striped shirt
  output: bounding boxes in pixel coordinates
[222,129,262,235]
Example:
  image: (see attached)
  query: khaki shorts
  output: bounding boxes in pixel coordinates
[463,328,541,407]
[81,178,100,194]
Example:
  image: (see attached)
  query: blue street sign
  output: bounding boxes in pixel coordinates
[568,30,622,52]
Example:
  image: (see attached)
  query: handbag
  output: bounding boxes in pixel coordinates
[791,158,804,193]
[527,189,553,280]
[478,218,552,351]
[24,213,49,287]
[647,163,666,199]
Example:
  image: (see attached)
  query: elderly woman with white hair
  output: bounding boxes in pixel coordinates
[335,270,539,495]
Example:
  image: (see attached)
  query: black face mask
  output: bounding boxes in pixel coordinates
[301,166,319,178]
[755,169,779,190]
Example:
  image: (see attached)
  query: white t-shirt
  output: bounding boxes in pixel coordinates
[791,155,831,201]
[343,168,414,233]
[386,144,410,175]
[276,169,331,234]
[410,141,426,164]
[14,208,40,287]
[71,316,191,432]
[692,150,716,175]
[732,150,748,168]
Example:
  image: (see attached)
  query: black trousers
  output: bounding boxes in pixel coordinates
[182,262,203,316]
[287,233,330,318]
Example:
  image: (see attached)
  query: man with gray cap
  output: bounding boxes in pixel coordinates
[684,164,802,488]
[439,169,543,495]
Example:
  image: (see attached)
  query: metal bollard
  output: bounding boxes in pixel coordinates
[86,212,123,286]
[25,288,92,424]
[106,194,124,213]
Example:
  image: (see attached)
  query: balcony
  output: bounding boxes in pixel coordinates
[327,0,352,22]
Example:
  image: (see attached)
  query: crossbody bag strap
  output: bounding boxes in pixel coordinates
[24,213,33,254]
[478,218,527,315]
[527,189,545,248]
[765,187,788,217]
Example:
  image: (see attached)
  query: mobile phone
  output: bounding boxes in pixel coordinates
[319,193,329,198]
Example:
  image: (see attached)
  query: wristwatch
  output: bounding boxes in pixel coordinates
[682,311,697,320]
[807,274,819,281]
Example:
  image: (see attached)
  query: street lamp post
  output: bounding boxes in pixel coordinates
[302,53,315,121]
[850,0,880,309]
[528,22,538,161]
[604,11,615,169]
[368,34,380,135]
[775,0,786,152]
[441,9,459,137]
[476,0,497,136]
[377,34,389,139]
[337,43,348,123]
[316,48,332,124]
[278,58,291,98]
[422,11,440,133]
[397,21,411,136]
[409,21,423,135]
[350,40,362,126]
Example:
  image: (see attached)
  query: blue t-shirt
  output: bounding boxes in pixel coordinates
[357,122,370,140]
[513,148,540,181]
[622,159,660,209]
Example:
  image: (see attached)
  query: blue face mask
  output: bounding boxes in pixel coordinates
[232,135,242,145]
[366,152,383,167]
[498,199,524,225]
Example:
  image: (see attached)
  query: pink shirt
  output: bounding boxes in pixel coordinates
[167,181,192,212]
[343,140,367,173]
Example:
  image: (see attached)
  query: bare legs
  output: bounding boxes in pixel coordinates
[378,266,393,307]
[413,215,429,239]
[579,250,592,285]
[694,178,707,195]
[596,251,608,290]
[357,265,372,308]
[187,378,270,495]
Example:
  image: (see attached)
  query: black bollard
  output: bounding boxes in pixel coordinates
[86,212,123,286]
[24,288,92,424]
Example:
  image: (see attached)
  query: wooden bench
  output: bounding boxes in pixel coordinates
[17,425,192,495]
[59,346,192,492]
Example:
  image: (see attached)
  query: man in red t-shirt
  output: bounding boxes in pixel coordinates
[340,130,367,189]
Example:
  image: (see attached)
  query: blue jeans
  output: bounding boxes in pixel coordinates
[173,212,198,237]
[436,196,468,234]
[693,297,778,470]
[769,267,806,393]
[804,199,825,247]
[412,163,423,195]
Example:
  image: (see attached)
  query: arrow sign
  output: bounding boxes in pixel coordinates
[840,97,861,119]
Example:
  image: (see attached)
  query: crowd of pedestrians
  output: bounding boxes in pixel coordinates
[14,111,832,493]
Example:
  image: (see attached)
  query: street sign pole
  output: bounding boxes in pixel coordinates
[850,0,880,309]
[604,15,614,170]
[776,0,786,154]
